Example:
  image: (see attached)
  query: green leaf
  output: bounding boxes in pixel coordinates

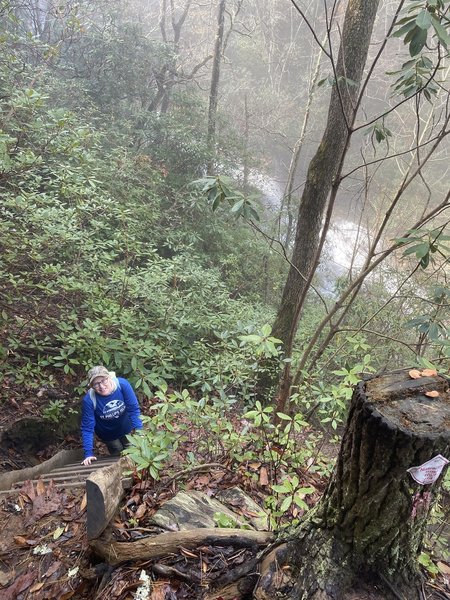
[230,199,244,213]
[279,496,293,513]
[428,322,440,340]
[211,191,222,210]
[293,496,308,510]
[431,15,450,48]
[392,20,418,38]
[276,412,292,421]
[403,242,430,258]
[261,324,271,337]
[409,26,428,56]
[415,9,432,30]
[272,483,290,494]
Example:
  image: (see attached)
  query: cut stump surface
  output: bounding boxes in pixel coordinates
[254,368,450,600]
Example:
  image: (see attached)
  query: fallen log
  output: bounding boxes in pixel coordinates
[91,528,274,565]
[86,457,132,540]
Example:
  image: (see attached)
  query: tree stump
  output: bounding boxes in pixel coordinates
[255,369,450,600]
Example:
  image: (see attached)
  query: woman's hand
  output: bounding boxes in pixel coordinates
[82,456,97,466]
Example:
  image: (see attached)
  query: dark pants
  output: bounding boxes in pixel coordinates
[105,435,130,456]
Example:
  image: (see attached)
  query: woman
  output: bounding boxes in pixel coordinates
[80,365,143,466]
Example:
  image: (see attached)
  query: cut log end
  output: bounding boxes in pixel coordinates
[86,457,131,540]
[365,369,450,437]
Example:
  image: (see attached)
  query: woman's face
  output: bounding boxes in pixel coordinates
[91,376,114,396]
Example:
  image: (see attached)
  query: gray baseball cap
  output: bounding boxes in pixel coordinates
[87,365,111,385]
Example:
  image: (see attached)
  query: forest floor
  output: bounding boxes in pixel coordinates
[0,379,449,600]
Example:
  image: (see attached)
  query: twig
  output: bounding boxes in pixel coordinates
[152,562,201,583]
[163,462,232,487]
[378,573,407,600]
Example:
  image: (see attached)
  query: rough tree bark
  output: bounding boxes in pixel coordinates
[207,0,226,173]
[254,369,450,599]
[269,0,381,406]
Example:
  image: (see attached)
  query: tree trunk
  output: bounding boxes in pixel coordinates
[271,0,381,376]
[282,26,328,251]
[255,369,450,599]
[207,0,226,173]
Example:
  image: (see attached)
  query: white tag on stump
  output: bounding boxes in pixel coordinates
[407,454,449,485]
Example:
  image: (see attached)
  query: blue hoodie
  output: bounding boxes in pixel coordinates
[81,377,143,458]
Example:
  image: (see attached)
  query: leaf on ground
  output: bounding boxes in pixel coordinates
[126,494,141,507]
[425,390,439,397]
[180,547,197,559]
[14,536,36,546]
[249,462,261,470]
[259,466,269,486]
[31,494,60,521]
[36,480,46,496]
[53,526,65,540]
[33,544,52,555]
[195,475,211,486]
[437,561,450,575]
[2,571,36,600]
[19,480,36,501]
[134,503,147,519]
[43,561,61,578]
[211,470,226,481]
[150,583,171,600]
[31,483,61,521]
[30,581,45,593]
[67,566,79,578]
[409,369,422,379]
[0,570,13,587]
[79,493,87,512]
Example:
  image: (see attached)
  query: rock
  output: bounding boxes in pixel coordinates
[150,490,254,531]
[216,486,269,531]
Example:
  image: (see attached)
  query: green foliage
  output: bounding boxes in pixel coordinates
[389,56,439,99]
[269,475,315,525]
[1,0,448,488]
[395,228,450,269]
[239,324,283,358]
[120,383,329,528]
[124,423,176,481]
[192,176,260,221]
[418,551,439,575]
[390,0,449,98]
[392,0,450,56]
[365,121,393,145]
[0,15,276,393]
[42,399,69,424]
[243,400,333,480]
[213,512,247,528]
[317,75,358,89]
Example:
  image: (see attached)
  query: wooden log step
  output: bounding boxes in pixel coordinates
[48,460,119,476]
[86,457,133,540]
